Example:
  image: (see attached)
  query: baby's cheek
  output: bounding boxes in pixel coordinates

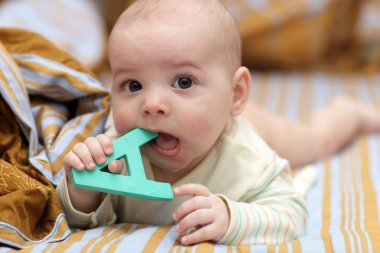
[113,109,134,135]
[185,115,221,144]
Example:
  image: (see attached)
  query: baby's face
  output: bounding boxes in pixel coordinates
[109,18,235,179]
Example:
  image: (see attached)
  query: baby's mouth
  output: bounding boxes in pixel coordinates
[150,132,180,157]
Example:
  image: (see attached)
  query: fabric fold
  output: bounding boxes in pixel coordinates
[0,28,110,248]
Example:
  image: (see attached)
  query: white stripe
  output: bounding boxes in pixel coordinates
[114,226,159,253]
[264,72,282,112]
[284,72,301,120]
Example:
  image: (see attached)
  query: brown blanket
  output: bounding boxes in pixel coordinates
[0,98,68,247]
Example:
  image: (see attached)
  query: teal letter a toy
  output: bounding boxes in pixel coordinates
[71,128,174,201]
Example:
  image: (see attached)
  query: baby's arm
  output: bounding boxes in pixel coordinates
[171,155,306,245]
[218,157,307,245]
[173,155,307,245]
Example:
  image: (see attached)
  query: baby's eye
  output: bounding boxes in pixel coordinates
[123,80,142,92]
[173,76,193,89]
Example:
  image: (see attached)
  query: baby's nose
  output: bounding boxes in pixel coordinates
[141,96,170,116]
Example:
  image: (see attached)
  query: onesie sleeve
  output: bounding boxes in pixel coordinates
[217,155,307,245]
[56,175,117,228]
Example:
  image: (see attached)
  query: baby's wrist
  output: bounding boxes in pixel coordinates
[67,179,100,198]
[66,177,101,213]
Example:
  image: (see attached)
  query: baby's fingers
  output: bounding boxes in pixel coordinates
[175,208,212,234]
[96,134,114,155]
[180,224,217,245]
[72,142,96,170]
[173,196,210,222]
[174,183,211,197]
[63,151,85,180]
[85,137,108,166]
[107,160,123,174]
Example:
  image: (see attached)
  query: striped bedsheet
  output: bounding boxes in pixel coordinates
[2,71,379,252]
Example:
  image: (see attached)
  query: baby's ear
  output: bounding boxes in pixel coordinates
[231,66,251,116]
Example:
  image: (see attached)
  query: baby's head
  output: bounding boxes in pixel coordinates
[108,0,250,180]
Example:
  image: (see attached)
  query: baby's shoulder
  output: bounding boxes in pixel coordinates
[220,117,276,159]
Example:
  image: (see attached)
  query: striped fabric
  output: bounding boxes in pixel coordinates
[0,0,106,69]
[0,28,109,248]
[0,28,110,185]
[2,71,379,252]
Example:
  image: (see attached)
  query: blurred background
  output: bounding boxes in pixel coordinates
[1,0,379,85]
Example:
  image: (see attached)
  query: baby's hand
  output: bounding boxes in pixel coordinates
[63,134,123,190]
[172,184,230,245]
[63,134,124,212]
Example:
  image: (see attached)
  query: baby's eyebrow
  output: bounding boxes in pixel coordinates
[164,60,202,71]
[113,67,137,75]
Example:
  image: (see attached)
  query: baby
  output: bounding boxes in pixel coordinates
[57,0,380,246]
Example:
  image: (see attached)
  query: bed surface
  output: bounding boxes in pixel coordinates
[2,71,380,253]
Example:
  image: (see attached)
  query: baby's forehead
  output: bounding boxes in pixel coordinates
[112,0,241,69]
[117,0,226,31]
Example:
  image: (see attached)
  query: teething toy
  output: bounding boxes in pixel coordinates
[71,128,174,201]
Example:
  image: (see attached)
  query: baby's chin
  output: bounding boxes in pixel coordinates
[147,157,195,183]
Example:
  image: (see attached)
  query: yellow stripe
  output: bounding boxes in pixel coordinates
[182,245,196,252]
[79,226,119,252]
[43,126,63,146]
[78,224,143,252]
[141,226,172,253]
[106,224,145,252]
[168,228,192,253]
[91,224,134,251]
[16,58,104,95]
[360,137,380,251]
[354,188,368,253]
[279,243,288,253]
[0,28,96,78]
[195,242,215,253]
[0,57,29,122]
[42,244,55,253]
[236,245,251,253]
[267,244,276,253]
[0,42,28,99]
[51,218,71,240]
[31,100,69,118]
[353,143,369,253]
[339,152,354,253]
[51,110,108,174]
[226,246,233,253]
[40,111,67,123]
[321,160,333,253]
[18,247,34,253]
[50,230,87,253]
[26,79,80,100]
[47,117,85,174]
[292,239,302,253]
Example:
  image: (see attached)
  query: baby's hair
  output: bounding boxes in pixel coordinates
[112,0,242,71]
